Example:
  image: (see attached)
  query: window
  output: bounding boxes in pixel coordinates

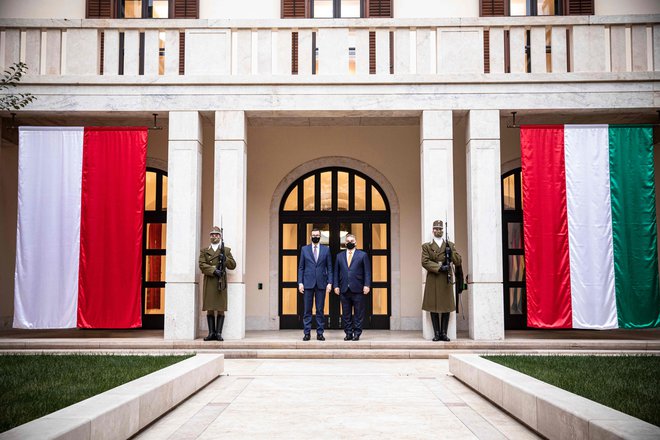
[283,0,391,18]
[120,0,170,18]
[312,0,362,18]
[480,0,593,17]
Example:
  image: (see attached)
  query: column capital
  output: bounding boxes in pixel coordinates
[421,110,452,141]
[215,110,247,142]
[168,111,202,143]
[466,109,500,141]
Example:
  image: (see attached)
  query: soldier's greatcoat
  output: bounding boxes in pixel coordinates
[421,239,462,313]
[198,245,236,312]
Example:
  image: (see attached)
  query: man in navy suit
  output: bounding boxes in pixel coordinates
[298,228,332,341]
[334,233,371,341]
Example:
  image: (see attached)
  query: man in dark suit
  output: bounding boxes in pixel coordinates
[334,233,371,341]
[297,228,332,341]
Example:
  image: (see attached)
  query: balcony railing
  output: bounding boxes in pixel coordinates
[0,16,658,79]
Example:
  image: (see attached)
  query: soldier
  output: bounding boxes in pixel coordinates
[198,226,236,341]
[422,220,462,342]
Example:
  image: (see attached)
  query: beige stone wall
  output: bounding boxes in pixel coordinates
[596,0,660,16]
[238,124,424,327]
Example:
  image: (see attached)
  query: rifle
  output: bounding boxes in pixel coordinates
[443,216,453,285]
[216,224,227,291]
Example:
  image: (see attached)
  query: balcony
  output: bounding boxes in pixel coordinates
[1,15,658,80]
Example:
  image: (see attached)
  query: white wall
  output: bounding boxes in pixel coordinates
[0,0,86,19]
[200,0,279,19]
[595,0,660,16]
[395,0,479,19]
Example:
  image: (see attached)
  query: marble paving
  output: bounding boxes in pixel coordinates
[134,359,540,440]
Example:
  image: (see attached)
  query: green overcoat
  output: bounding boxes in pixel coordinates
[198,245,237,312]
[421,239,462,313]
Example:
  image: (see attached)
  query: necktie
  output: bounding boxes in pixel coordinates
[313,246,318,262]
[347,250,353,267]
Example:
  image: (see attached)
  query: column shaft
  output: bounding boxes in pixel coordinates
[214,111,247,340]
[420,110,457,340]
[164,111,203,340]
[466,109,504,340]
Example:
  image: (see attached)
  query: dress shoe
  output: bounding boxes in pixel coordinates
[343,334,353,341]
[440,334,450,342]
[317,334,325,341]
[353,335,360,341]
[302,334,311,341]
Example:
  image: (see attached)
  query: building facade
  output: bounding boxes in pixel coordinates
[0,0,658,340]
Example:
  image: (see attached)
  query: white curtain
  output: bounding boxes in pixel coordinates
[14,127,84,328]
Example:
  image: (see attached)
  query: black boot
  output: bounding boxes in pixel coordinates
[203,315,216,341]
[215,314,225,341]
[430,312,441,342]
[440,313,450,341]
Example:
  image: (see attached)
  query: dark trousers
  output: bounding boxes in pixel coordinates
[340,291,366,336]
[303,288,326,335]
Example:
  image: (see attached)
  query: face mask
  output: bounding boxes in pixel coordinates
[210,236,220,244]
[346,242,356,250]
[311,236,321,244]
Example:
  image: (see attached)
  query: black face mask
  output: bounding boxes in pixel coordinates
[346,242,356,250]
[311,236,321,244]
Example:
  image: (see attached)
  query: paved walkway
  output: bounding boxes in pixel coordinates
[134,359,540,440]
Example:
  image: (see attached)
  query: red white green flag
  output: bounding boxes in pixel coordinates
[521,124,660,329]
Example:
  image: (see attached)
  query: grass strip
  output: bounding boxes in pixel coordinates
[484,355,660,427]
[0,354,192,433]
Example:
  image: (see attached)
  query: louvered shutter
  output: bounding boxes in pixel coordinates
[173,0,199,18]
[366,0,392,18]
[369,32,376,74]
[179,32,185,75]
[87,0,114,18]
[480,0,506,16]
[483,30,490,73]
[282,0,307,18]
[565,0,593,15]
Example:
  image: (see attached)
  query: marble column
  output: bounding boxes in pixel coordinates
[214,111,247,340]
[420,110,457,340]
[465,110,504,340]
[164,112,203,340]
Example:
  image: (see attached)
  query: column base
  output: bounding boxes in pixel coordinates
[468,283,504,340]
[422,311,457,340]
[164,282,198,340]
[223,282,246,340]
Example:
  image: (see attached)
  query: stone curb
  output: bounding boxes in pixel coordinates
[448,354,660,440]
[0,353,224,440]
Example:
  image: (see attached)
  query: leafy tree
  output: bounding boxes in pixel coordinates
[1,62,35,111]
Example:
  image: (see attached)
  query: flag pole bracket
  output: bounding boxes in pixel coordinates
[506,111,519,129]
[149,113,163,131]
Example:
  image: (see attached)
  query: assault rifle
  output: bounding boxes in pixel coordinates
[216,224,227,291]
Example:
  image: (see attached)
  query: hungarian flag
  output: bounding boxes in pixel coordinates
[14,127,147,329]
[521,124,660,329]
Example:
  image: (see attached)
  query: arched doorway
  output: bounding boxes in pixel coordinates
[279,167,391,329]
[501,167,526,329]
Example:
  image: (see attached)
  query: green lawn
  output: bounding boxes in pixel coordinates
[0,354,193,433]
[484,355,660,427]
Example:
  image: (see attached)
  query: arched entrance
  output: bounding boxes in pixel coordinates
[278,166,392,330]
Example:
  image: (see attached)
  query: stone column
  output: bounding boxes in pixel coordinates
[420,110,456,340]
[164,112,203,340]
[214,111,247,340]
[465,110,504,340]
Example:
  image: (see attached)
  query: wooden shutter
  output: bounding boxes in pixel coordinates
[173,0,199,18]
[86,0,114,18]
[366,0,392,18]
[369,32,376,74]
[282,0,307,18]
[100,32,105,74]
[565,0,594,15]
[483,30,490,73]
[480,0,506,16]
[292,32,299,74]
[179,32,185,75]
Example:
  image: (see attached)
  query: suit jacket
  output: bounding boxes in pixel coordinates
[297,244,332,289]
[334,249,371,294]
